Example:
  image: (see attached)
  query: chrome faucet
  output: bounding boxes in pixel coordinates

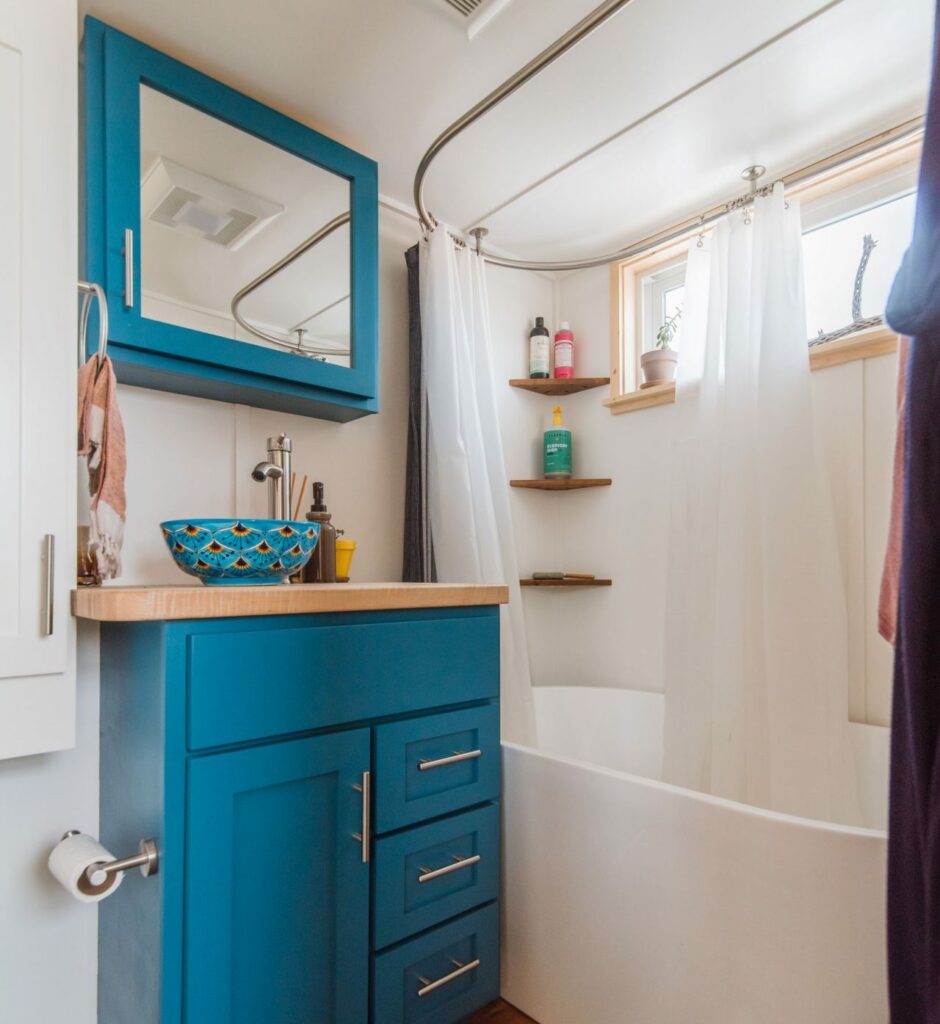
[251,434,293,519]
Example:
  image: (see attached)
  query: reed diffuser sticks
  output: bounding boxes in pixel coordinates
[291,474,308,521]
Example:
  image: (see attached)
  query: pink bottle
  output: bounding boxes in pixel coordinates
[554,322,574,379]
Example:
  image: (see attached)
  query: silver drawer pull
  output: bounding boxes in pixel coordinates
[351,770,371,863]
[417,957,481,998]
[418,749,482,772]
[417,854,481,884]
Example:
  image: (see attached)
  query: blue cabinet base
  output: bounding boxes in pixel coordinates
[98,607,501,1024]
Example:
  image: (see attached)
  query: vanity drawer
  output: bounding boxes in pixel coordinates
[372,903,499,1024]
[185,611,498,750]
[373,803,499,950]
[373,704,500,833]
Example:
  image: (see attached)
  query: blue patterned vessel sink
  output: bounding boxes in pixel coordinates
[160,519,320,586]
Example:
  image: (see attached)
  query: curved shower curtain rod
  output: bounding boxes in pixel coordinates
[232,211,351,357]
[414,0,922,272]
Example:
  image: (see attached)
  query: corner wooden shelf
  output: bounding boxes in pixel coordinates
[509,376,610,396]
[521,578,612,587]
[510,478,611,490]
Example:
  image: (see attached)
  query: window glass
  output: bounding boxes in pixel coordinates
[641,261,686,353]
[803,191,915,340]
[661,283,685,350]
[632,182,915,371]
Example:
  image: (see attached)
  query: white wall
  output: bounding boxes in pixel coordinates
[0,209,417,1024]
[119,209,417,585]
[813,353,899,726]
[486,264,573,692]
[502,263,899,728]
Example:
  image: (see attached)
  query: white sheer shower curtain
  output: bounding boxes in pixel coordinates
[420,227,537,746]
[662,185,861,825]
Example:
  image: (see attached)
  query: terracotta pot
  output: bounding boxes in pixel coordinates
[640,347,678,384]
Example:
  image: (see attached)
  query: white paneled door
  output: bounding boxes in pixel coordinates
[0,0,76,758]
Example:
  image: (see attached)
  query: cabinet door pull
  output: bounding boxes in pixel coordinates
[41,534,55,637]
[417,853,481,884]
[417,957,481,998]
[418,749,482,772]
[351,770,370,863]
[123,228,134,308]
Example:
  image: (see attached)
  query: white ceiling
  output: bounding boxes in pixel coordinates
[81,0,934,264]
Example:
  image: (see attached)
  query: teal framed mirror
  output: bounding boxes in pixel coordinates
[83,18,378,421]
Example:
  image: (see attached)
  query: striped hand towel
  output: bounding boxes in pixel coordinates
[77,355,126,580]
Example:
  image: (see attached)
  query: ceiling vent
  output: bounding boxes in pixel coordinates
[141,157,284,251]
[442,0,485,14]
[440,0,514,37]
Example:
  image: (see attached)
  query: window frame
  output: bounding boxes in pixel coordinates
[608,240,692,398]
[606,136,920,415]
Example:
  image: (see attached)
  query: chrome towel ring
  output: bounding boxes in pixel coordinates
[77,280,109,371]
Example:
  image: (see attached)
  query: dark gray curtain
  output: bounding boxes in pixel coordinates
[885,2,940,1019]
[402,245,435,582]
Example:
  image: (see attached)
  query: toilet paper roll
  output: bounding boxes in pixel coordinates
[48,832,124,903]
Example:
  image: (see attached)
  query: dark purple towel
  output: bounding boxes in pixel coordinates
[886,336,940,1022]
[886,4,940,1019]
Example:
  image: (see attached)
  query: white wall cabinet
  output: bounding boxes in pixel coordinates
[0,0,76,758]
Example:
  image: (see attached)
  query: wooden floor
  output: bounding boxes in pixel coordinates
[469,999,539,1023]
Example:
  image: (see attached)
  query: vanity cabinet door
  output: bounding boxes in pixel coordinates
[185,729,371,1024]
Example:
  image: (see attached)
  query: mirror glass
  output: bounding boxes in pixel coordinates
[139,85,351,366]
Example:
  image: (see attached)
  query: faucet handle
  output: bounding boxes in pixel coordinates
[267,434,292,453]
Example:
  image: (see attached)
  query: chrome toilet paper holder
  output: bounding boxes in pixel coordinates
[62,830,159,880]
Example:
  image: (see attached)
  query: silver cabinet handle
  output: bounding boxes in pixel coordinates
[123,228,134,309]
[418,749,482,772]
[351,771,370,863]
[41,534,54,637]
[417,958,481,998]
[417,854,481,884]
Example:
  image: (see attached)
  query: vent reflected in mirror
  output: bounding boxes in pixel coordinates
[139,85,352,366]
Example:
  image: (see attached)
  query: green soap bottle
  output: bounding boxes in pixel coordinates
[543,405,572,479]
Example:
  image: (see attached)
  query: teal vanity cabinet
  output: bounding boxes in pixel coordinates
[81,587,505,1024]
[82,18,379,421]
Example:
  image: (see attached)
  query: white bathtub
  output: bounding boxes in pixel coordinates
[501,687,889,1024]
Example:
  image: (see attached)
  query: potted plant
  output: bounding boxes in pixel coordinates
[641,307,681,385]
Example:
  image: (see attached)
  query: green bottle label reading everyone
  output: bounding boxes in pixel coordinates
[543,428,572,477]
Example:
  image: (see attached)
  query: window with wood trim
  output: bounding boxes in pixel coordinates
[608,241,691,398]
[606,137,920,414]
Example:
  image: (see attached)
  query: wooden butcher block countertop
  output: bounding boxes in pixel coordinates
[72,582,509,622]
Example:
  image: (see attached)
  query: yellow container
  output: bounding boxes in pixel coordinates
[335,538,356,580]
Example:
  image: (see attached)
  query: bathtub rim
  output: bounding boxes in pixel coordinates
[502,740,888,841]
